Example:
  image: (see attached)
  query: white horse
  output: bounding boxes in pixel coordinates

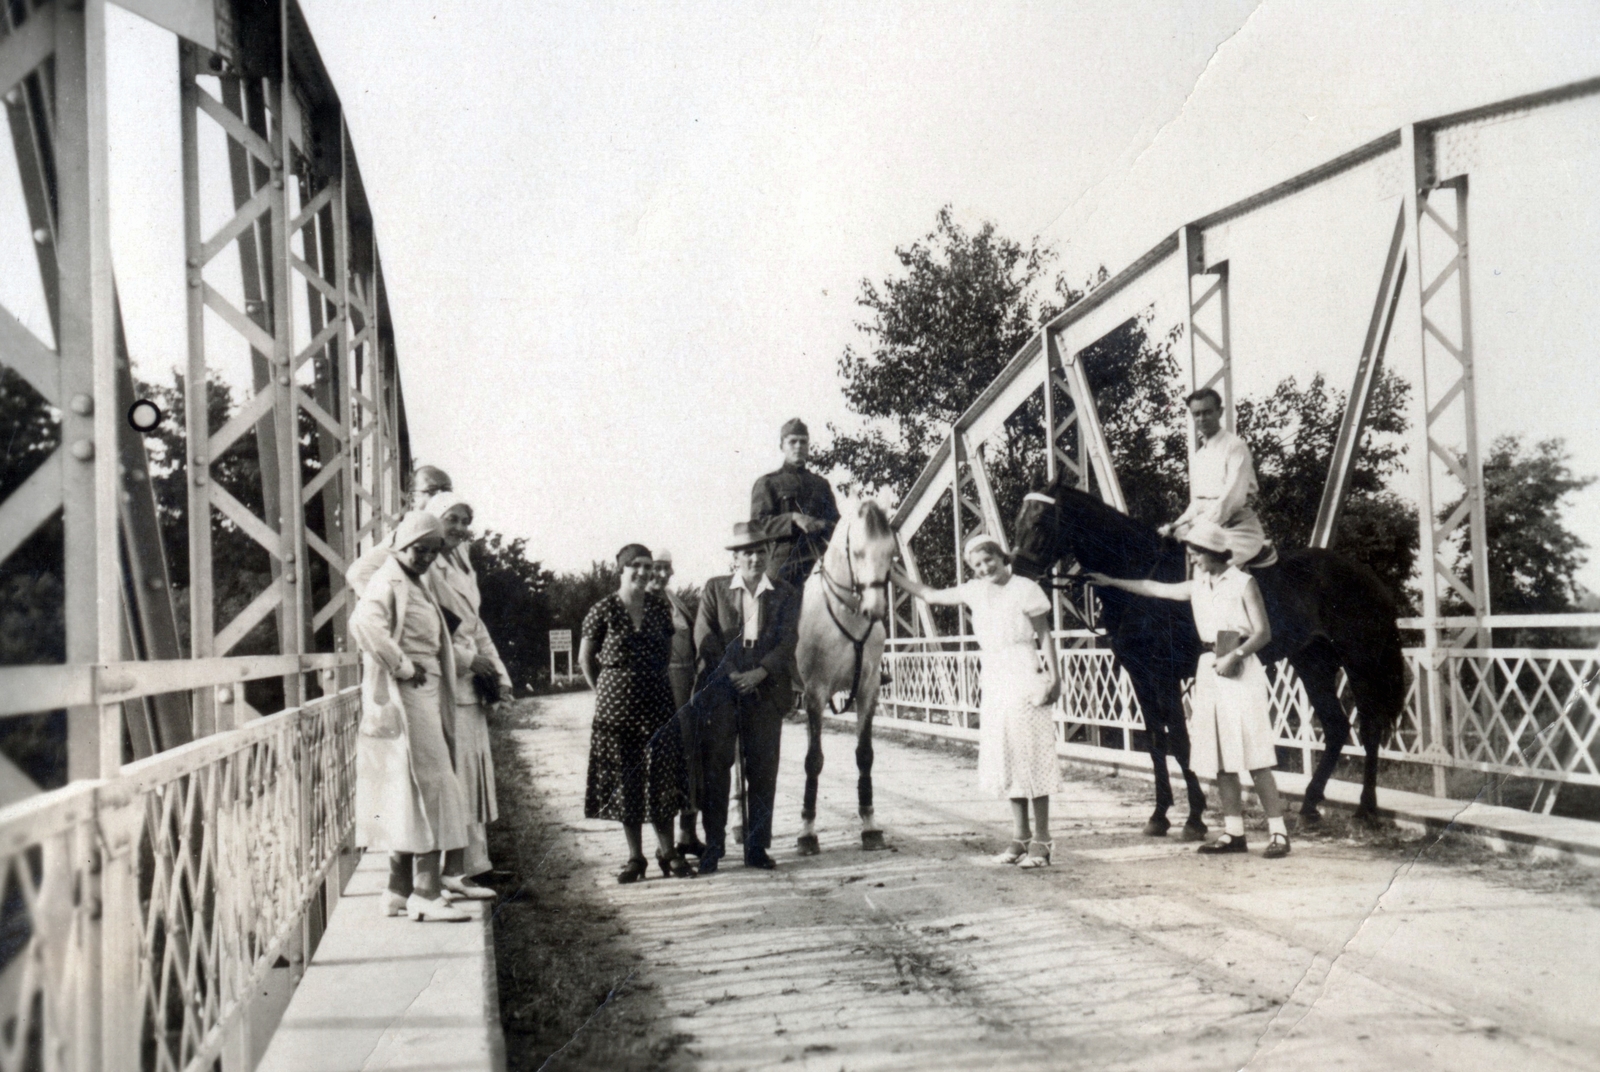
[794,500,895,853]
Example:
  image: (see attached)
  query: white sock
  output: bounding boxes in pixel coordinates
[1267,816,1288,837]
[1224,815,1245,838]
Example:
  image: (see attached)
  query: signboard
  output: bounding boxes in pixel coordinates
[549,629,573,653]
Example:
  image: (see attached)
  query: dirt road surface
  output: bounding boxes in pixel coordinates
[512,692,1600,1072]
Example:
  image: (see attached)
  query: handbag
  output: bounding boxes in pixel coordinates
[472,672,504,705]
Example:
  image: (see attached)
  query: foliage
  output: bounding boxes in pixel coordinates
[1236,369,1419,606]
[472,532,552,693]
[1447,436,1594,642]
[814,207,1176,599]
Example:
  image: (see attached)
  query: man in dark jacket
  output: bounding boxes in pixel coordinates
[691,520,801,871]
[751,418,840,587]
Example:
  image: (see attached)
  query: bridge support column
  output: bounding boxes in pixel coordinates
[1401,124,1491,795]
[1180,224,1231,446]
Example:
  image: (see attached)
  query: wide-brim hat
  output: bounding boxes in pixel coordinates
[726,519,777,551]
[1182,519,1232,560]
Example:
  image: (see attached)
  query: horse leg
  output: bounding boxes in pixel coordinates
[1359,724,1382,820]
[796,691,824,856]
[1164,689,1208,837]
[1127,671,1179,834]
[1294,641,1347,825]
[857,694,886,850]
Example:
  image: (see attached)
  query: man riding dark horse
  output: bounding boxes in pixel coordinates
[752,418,841,588]
[1164,388,1275,568]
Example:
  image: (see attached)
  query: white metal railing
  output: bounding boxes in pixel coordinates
[0,684,361,1072]
[880,624,1600,801]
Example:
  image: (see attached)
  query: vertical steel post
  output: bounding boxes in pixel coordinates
[1180,225,1232,453]
[54,0,122,779]
[1400,125,1449,797]
[178,42,218,739]
[948,433,968,643]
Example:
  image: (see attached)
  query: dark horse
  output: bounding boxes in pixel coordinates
[1011,477,1406,828]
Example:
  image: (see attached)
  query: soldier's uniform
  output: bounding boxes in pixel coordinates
[751,419,840,588]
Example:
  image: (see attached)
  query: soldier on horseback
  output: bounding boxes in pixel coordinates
[1162,388,1274,568]
[752,418,841,587]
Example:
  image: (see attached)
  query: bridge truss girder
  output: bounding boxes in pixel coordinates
[0,0,410,781]
[887,75,1600,664]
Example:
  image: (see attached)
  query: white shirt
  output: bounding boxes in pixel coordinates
[1182,428,1258,524]
[728,570,774,644]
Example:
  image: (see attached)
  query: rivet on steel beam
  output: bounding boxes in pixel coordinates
[194,473,207,485]
[285,552,296,564]
[217,686,233,704]
[278,374,290,386]
[195,455,208,466]
[187,257,199,268]
[69,394,93,416]
[246,300,261,313]
[3,89,19,106]
[119,491,132,504]
[285,572,297,584]
[147,576,166,591]
[70,440,94,461]
[273,179,284,190]
[189,275,201,288]
[32,228,50,245]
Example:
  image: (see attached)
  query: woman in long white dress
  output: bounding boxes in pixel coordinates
[425,492,514,899]
[892,534,1063,868]
[1088,518,1291,858]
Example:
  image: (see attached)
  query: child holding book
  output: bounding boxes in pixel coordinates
[1087,519,1290,858]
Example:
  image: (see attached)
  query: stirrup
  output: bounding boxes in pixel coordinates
[1016,840,1053,868]
[994,840,1027,865]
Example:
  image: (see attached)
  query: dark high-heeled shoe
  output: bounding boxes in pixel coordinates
[657,850,695,878]
[617,857,648,884]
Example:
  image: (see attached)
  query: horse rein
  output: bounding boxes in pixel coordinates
[817,521,887,715]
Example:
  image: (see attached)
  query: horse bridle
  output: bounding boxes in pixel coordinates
[817,521,888,714]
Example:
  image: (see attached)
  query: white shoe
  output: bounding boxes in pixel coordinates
[994,840,1027,865]
[407,894,470,922]
[380,891,408,917]
[441,875,496,900]
[1016,840,1054,869]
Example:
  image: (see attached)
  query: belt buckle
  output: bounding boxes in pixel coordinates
[742,639,757,650]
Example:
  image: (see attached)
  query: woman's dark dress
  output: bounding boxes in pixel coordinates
[582,593,686,823]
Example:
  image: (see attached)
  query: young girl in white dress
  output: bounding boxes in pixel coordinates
[892,534,1063,868]
[1088,518,1291,858]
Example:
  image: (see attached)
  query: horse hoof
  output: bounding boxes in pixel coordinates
[1180,819,1208,843]
[1142,816,1171,837]
[795,834,821,856]
[1298,806,1323,826]
[861,830,888,852]
[1352,809,1382,829]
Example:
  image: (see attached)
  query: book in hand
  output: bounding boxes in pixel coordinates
[1214,630,1244,677]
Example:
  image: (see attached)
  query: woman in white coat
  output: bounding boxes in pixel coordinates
[424,492,512,899]
[349,511,473,921]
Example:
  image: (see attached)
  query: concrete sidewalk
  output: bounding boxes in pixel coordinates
[257,851,505,1072]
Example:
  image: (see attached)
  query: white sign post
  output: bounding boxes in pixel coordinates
[549,629,575,684]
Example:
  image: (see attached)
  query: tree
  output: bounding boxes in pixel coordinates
[472,532,553,694]
[815,207,1177,593]
[1452,436,1594,618]
[1236,369,1419,606]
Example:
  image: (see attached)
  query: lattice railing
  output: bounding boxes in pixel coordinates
[880,636,1600,792]
[0,688,360,1072]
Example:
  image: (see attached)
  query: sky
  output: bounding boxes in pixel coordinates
[4,0,1597,591]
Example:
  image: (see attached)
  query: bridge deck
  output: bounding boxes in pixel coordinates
[513,691,1600,1072]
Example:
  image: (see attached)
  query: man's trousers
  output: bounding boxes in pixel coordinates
[700,686,784,855]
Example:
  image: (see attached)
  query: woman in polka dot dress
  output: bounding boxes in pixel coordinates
[579,544,692,883]
[892,534,1063,869]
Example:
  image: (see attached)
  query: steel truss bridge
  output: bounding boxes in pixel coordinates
[0,1,409,1068]
[0,2,1597,1069]
[880,77,1600,816]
